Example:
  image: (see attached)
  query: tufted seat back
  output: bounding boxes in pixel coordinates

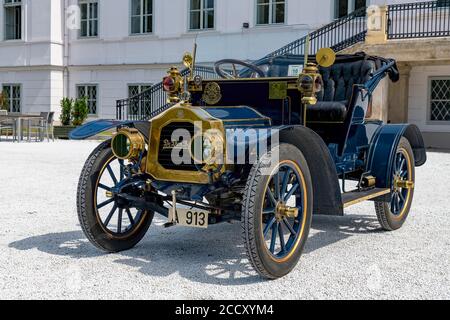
[317,59,376,102]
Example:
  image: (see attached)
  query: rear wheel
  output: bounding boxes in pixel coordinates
[375,137,415,231]
[77,140,154,253]
[242,143,313,279]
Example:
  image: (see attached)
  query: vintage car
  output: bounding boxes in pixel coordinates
[70,47,426,279]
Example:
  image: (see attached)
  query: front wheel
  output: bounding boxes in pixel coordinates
[375,137,415,231]
[242,143,313,279]
[77,140,154,253]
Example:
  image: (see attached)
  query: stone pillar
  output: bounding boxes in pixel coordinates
[369,77,389,122]
[387,64,411,123]
[365,5,388,45]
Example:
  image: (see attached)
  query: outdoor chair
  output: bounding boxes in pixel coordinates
[0,110,16,142]
[29,112,55,142]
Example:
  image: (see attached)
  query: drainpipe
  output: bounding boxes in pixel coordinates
[63,0,70,99]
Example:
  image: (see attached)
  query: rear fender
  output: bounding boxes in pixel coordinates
[69,119,150,141]
[366,124,427,189]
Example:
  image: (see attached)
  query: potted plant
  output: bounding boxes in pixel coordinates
[72,97,89,126]
[0,91,9,111]
[54,97,89,139]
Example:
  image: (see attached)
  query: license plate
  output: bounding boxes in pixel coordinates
[171,208,209,229]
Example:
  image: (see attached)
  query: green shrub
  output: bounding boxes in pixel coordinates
[0,91,9,111]
[59,98,73,126]
[72,97,89,126]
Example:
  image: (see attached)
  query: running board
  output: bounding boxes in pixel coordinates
[342,188,390,208]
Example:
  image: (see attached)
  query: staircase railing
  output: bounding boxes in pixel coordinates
[265,6,367,58]
[116,65,219,121]
[116,7,369,121]
[387,0,450,39]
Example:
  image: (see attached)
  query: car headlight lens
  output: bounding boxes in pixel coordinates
[112,128,145,160]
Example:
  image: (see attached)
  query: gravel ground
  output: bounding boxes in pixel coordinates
[0,140,449,300]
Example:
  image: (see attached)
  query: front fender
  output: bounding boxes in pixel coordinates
[366,123,427,188]
[69,119,150,140]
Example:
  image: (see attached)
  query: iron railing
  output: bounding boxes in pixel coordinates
[116,7,368,120]
[265,6,367,58]
[116,65,219,120]
[115,1,450,121]
[387,0,450,39]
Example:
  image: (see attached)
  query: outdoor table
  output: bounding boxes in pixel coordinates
[0,114,44,142]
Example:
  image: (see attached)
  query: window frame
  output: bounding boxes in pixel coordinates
[128,83,153,97]
[2,83,22,113]
[255,0,286,26]
[428,76,450,125]
[4,0,22,41]
[127,83,153,116]
[188,0,216,31]
[79,0,99,38]
[76,84,99,116]
[129,0,154,35]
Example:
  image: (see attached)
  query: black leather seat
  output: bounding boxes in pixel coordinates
[255,54,376,123]
[307,59,375,122]
[306,101,348,122]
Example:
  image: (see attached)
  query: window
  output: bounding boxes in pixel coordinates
[4,0,22,40]
[256,0,285,25]
[335,0,366,18]
[131,0,153,34]
[335,0,348,19]
[128,84,152,116]
[77,85,98,115]
[437,0,450,8]
[2,84,21,113]
[354,0,366,11]
[429,77,450,122]
[354,0,366,17]
[79,0,98,37]
[189,0,214,30]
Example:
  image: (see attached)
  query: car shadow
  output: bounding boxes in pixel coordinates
[9,214,383,285]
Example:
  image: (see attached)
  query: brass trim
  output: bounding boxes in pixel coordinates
[111,128,145,160]
[343,189,391,208]
[202,82,222,105]
[146,104,226,184]
[269,81,288,100]
[202,76,299,82]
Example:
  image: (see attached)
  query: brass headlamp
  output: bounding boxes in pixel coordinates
[111,128,145,160]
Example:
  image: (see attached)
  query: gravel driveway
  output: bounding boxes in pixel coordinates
[0,140,448,300]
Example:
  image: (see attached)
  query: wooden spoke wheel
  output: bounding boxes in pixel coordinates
[375,137,415,231]
[77,140,154,253]
[242,143,313,279]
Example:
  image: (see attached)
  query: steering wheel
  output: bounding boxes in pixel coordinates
[214,59,266,79]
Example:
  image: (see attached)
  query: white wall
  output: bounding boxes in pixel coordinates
[67,0,336,66]
[0,69,57,114]
[68,66,170,119]
[1,0,435,120]
[408,65,450,133]
[0,0,64,68]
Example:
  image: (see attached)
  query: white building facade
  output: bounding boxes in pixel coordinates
[0,0,391,119]
[1,0,449,149]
